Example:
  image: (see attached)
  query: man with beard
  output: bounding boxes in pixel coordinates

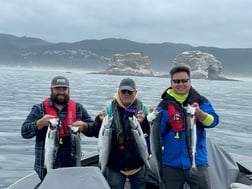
[21,76,100,182]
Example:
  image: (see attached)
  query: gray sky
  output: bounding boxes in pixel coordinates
[1,0,252,48]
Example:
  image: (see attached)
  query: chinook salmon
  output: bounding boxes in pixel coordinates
[97,115,113,175]
[148,111,165,189]
[69,126,82,167]
[128,115,151,171]
[184,104,197,171]
[44,118,60,172]
[44,119,82,171]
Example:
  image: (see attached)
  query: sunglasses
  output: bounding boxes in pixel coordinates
[121,90,134,95]
[172,78,190,84]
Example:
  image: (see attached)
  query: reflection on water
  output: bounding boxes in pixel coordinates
[0,67,251,188]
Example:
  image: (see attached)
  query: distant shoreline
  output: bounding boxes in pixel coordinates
[88,71,241,81]
[0,65,250,81]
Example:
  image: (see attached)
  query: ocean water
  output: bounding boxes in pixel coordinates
[0,66,251,188]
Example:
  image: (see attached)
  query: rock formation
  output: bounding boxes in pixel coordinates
[102,53,154,76]
[172,50,225,79]
[91,50,237,80]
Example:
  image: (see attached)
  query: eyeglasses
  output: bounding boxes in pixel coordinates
[172,78,190,84]
[121,90,134,95]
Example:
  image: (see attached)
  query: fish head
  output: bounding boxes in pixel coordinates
[49,118,60,129]
[128,115,140,129]
[69,125,80,133]
[102,115,113,129]
[147,111,159,123]
[184,105,196,115]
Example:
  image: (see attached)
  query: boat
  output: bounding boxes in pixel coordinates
[7,138,252,189]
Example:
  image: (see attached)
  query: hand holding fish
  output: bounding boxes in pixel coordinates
[191,102,207,122]
[149,107,156,114]
[72,121,88,132]
[136,110,145,123]
[147,107,158,123]
[36,114,56,130]
[98,109,107,121]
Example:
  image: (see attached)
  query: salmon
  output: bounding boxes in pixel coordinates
[97,115,113,175]
[148,111,165,188]
[69,126,82,167]
[44,118,60,171]
[129,115,151,171]
[184,105,197,172]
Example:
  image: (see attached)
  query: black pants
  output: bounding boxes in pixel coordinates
[162,165,211,189]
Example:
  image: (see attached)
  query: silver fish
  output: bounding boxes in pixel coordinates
[44,118,60,172]
[128,115,151,171]
[184,105,197,171]
[69,126,82,167]
[97,115,113,175]
[149,111,165,188]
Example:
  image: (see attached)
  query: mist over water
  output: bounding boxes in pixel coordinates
[0,66,251,188]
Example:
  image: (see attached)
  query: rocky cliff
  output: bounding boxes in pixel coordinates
[172,50,231,80]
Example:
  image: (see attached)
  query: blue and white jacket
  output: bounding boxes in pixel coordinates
[157,87,219,170]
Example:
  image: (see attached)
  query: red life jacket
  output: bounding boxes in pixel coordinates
[43,98,76,137]
[167,104,185,132]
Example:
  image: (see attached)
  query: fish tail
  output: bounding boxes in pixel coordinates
[189,165,198,175]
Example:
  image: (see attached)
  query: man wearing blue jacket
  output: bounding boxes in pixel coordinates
[157,65,219,189]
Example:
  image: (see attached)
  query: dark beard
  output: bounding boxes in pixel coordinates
[51,94,69,105]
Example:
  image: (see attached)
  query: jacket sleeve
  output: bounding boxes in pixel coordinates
[140,104,150,135]
[142,104,149,115]
[89,115,103,138]
[21,104,45,139]
[157,106,170,136]
[199,101,219,128]
[78,104,100,138]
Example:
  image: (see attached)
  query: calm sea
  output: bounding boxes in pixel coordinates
[0,66,251,188]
